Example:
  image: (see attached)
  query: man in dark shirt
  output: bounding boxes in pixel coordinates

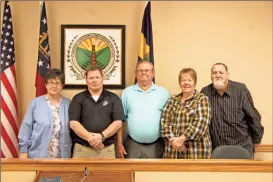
[201,63,264,157]
[69,66,125,158]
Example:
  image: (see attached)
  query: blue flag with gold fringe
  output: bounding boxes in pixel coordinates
[138,1,154,82]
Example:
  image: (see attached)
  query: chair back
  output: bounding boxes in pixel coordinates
[211,145,252,159]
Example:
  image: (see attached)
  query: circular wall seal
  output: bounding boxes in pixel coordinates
[71,33,115,74]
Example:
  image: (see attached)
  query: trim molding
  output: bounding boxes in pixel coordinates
[1,159,272,173]
[256,144,273,152]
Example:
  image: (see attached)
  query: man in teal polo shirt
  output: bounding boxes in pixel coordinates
[117,60,170,158]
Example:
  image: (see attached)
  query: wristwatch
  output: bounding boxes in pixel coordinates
[100,132,106,142]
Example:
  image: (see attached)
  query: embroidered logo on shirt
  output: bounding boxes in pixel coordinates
[103,100,108,106]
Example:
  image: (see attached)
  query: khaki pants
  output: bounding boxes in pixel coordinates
[72,143,116,159]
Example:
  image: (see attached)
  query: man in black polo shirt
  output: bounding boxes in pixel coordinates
[69,66,125,158]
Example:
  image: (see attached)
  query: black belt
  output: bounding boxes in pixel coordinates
[75,141,113,147]
[128,135,160,145]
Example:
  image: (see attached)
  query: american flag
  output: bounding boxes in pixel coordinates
[35,1,51,96]
[0,1,19,158]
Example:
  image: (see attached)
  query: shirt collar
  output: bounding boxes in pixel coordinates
[174,89,198,102]
[133,82,156,93]
[86,89,109,102]
[225,82,232,96]
[211,85,218,95]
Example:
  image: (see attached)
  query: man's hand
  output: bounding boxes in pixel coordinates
[19,153,28,158]
[93,143,104,150]
[254,144,259,147]
[116,143,127,158]
[88,133,104,150]
[254,144,260,149]
[92,133,103,141]
[88,133,102,146]
[87,132,95,145]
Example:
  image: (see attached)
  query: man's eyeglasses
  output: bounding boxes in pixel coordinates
[136,69,154,74]
[47,81,62,87]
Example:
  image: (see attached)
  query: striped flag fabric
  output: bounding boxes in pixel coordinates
[0,1,19,158]
[138,1,155,82]
[35,1,51,96]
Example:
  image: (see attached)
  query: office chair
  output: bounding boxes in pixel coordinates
[211,145,252,159]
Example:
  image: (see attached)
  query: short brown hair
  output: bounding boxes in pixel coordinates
[85,66,103,78]
[178,68,197,85]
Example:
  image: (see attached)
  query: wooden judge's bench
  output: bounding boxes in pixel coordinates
[1,144,273,182]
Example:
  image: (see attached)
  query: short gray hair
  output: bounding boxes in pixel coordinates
[211,63,228,72]
[135,60,154,70]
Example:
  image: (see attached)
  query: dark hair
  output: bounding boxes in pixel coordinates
[45,68,65,84]
[85,66,103,78]
[211,63,228,72]
[178,68,197,85]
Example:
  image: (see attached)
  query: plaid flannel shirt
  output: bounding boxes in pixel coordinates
[161,91,212,159]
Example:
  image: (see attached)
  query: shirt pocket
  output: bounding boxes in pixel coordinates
[227,106,242,124]
[28,141,42,158]
[33,111,51,134]
[99,104,112,122]
[185,99,198,114]
[185,107,196,118]
[31,119,51,142]
[184,99,198,118]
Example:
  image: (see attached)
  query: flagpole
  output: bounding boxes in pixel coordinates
[40,0,44,17]
[141,1,148,11]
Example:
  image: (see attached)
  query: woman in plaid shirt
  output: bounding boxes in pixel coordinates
[161,68,212,159]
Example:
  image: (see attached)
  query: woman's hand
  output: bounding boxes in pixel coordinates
[19,153,28,158]
[170,136,187,152]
